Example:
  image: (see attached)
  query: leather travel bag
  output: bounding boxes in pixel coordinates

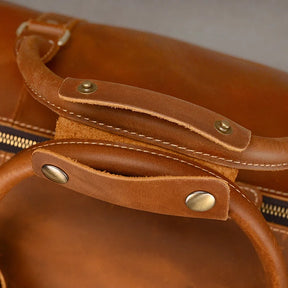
[0,2,287,288]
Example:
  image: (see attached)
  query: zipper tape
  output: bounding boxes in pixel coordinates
[0,124,49,153]
[262,195,288,227]
[1,124,288,228]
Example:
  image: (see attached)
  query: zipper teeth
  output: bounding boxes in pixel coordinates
[1,127,288,223]
[261,202,288,219]
[0,131,37,149]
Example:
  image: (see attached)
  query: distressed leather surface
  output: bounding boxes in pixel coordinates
[0,1,288,288]
[2,2,288,190]
[0,176,267,288]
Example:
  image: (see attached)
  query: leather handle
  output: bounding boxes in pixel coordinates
[58,77,251,152]
[16,34,288,171]
[32,148,230,220]
[0,140,287,288]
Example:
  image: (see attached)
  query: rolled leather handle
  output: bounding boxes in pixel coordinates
[15,34,288,171]
[0,140,287,287]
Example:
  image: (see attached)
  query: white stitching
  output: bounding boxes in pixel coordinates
[270,226,288,236]
[238,185,259,205]
[4,154,12,162]
[0,153,12,163]
[0,116,55,135]
[30,140,252,205]
[24,82,288,168]
[0,154,5,165]
[257,186,288,197]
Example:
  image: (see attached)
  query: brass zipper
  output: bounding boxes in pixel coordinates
[261,202,288,219]
[0,124,49,153]
[261,195,288,226]
[1,124,288,228]
[0,131,37,150]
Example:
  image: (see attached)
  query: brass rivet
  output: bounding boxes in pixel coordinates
[41,165,69,184]
[185,191,216,212]
[215,120,232,135]
[77,80,97,94]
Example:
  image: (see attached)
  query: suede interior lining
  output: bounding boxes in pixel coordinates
[55,117,238,181]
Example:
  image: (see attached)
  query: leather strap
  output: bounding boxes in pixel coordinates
[0,140,286,288]
[16,13,78,63]
[15,31,288,171]
[32,148,230,220]
[58,77,251,152]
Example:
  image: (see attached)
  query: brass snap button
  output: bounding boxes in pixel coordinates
[185,191,216,212]
[41,164,69,184]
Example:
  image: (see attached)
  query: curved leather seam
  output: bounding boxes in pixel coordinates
[10,83,28,130]
[5,155,12,161]
[257,186,288,197]
[0,153,12,162]
[41,39,56,62]
[271,226,288,236]
[25,81,288,168]
[0,116,55,135]
[0,154,5,166]
[238,185,259,206]
[28,140,252,205]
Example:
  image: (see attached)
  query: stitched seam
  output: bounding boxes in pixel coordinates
[30,140,252,205]
[25,82,288,168]
[0,116,55,135]
[4,154,12,162]
[257,186,288,197]
[238,185,259,205]
[270,226,288,236]
[0,154,5,166]
[0,153,12,164]
[10,83,27,125]
[0,153,11,160]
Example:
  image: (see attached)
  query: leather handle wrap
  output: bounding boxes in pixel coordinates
[16,34,288,171]
[0,140,287,288]
[58,77,251,152]
[32,148,230,220]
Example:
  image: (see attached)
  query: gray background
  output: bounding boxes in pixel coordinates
[8,0,288,72]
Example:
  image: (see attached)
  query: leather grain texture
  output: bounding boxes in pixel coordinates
[0,1,288,288]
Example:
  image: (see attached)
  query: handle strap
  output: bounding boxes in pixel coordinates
[32,148,230,220]
[15,27,288,171]
[0,140,287,287]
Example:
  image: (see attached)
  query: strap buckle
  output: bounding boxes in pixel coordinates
[16,20,71,47]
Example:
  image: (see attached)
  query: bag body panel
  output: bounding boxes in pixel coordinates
[0,176,267,288]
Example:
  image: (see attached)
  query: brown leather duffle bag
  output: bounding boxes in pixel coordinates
[0,2,287,288]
